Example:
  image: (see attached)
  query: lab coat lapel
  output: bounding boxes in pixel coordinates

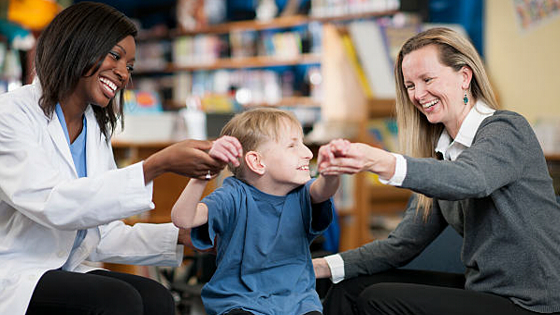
[84,106,103,177]
[47,111,77,177]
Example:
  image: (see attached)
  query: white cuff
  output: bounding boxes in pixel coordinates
[377,153,406,186]
[139,161,154,202]
[324,254,345,284]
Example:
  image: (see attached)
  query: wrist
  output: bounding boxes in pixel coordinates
[143,152,166,183]
[366,149,395,180]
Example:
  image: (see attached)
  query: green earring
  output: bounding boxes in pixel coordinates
[463,92,468,105]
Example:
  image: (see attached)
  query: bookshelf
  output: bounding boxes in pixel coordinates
[319,20,415,251]
[0,38,23,94]
[132,10,399,114]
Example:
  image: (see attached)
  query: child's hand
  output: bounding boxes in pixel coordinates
[209,136,243,167]
[317,139,351,175]
[328,138,351,157]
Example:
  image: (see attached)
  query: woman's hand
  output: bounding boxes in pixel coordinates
[209,136,243,167]
[313,257,332,279]
[317,139,351,176]
[143,139,225,183]
[318,142,396,180]
[177,227,194,248]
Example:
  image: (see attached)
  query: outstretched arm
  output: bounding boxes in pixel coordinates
[143,139,224,184]
[171,136,242,229]
[171,178,210,229]
[318,142,396,181]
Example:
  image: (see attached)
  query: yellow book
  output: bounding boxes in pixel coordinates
[341,33,374,99]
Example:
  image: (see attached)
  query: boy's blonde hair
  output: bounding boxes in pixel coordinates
[220,107,302,178]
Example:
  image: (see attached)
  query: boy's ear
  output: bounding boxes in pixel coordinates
[245,151,266,175]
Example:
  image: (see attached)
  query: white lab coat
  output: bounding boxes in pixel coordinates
[0,82,184,315]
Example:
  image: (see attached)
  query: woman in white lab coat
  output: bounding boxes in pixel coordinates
[0,3,225,315]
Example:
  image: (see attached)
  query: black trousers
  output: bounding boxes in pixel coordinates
[25,269,175,315]
[323,269,556,315]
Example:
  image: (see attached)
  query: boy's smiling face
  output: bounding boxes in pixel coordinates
[258,119,313,194]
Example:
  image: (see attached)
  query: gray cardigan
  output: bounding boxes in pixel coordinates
[340,111,560,313]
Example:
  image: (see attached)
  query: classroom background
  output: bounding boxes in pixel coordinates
[1,0,559,314]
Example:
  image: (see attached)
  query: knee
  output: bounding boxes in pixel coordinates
[96,281,144,315]
[356,283,398,315]
[141,279,175,315]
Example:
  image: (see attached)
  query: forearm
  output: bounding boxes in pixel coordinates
[143,152,167,184]
[360,144,396,180]
[313,257,332,279]
[310,175,340,203]
[171,179,208,229]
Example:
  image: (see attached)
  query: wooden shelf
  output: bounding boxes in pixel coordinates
[133,54,321,74]
[164,96,320,111]
[546,154,560,162]
[368,98,396,118]
[170,11,399,36]
[368,184,412,216]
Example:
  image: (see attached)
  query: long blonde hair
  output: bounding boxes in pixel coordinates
[394,27,499,218]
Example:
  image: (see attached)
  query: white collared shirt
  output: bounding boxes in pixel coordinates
[325,100,495,283]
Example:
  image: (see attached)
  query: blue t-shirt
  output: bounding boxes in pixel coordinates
[192,177,333,315]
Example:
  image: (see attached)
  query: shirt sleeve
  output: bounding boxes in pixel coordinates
[92,222,182,266]
[192,183,235,250]
[378,153,407,186]
[401,113,533,200]
[324,254,345,283]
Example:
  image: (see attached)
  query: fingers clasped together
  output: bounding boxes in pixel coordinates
[205,136,243,179]
[317,139,371,176]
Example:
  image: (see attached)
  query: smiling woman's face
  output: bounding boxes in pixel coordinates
[402,44,470,130]
[73,35,136,108]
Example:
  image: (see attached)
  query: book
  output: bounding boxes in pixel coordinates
[341,32,374,99]
[348,20,396,99]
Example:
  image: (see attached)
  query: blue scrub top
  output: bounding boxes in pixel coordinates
[55,103,87,257]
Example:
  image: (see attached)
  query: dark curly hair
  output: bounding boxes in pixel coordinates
[34,1,137,139]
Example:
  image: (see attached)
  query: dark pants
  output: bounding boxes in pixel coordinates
[26,269,175,315]
[323,269,555,315]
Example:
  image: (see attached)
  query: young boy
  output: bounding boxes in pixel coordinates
[171,108,347,315]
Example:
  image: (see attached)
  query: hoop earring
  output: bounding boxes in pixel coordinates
[463,92,469,105]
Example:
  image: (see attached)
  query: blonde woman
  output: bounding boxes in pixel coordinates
[313,27,560,315]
